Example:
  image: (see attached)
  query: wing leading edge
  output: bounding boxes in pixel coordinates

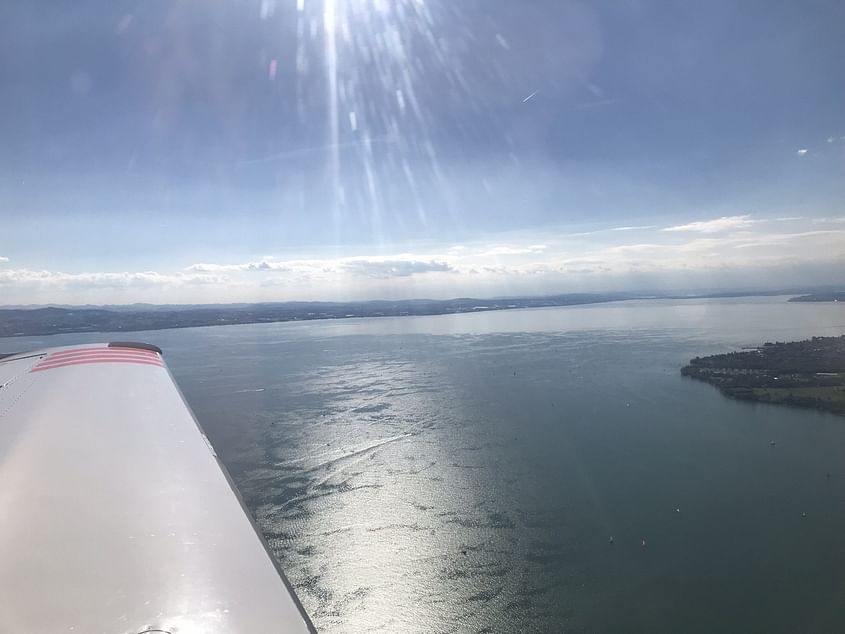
[0,342,314,634]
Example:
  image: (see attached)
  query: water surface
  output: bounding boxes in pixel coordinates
[5,297,845,632]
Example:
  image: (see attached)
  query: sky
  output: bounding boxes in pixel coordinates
[1,0,844,304]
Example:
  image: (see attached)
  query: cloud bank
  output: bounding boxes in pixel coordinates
[2,215,844,304]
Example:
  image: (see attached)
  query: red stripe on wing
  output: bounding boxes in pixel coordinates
[46,347,160,360]
[31,358,165,372]
[31,347,165,372]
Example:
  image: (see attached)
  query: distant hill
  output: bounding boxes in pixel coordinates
[0,293,637,338]
[1,288,839,339]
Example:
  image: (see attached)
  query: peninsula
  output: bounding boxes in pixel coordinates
[682,336,845,416]
[789,292,845,303]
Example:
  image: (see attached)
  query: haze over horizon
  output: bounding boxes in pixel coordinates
[2,1,844,305]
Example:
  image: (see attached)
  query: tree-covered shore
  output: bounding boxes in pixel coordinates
[682,336,845,416]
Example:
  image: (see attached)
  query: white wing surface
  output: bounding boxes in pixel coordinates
[0,342,314,634]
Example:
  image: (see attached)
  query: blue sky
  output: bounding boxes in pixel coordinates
[1,0,843,304]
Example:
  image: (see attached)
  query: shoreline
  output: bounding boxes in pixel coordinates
[1,289,833,339]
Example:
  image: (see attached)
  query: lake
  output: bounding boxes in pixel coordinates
[5,296,845,632]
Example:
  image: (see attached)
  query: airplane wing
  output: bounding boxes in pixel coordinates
[0,342,315,634]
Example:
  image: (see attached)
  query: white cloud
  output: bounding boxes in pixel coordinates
[797,148,808,156]
[0,256,8,262]
[604,243,668,254]
[341,259,453,278]
[662,215,754,233]
[186,260,289,273]
[610,225,656,231]
[0,268,227,288]
[731,229,845,249]
[676,238,731,253]
[187,254,457,280]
